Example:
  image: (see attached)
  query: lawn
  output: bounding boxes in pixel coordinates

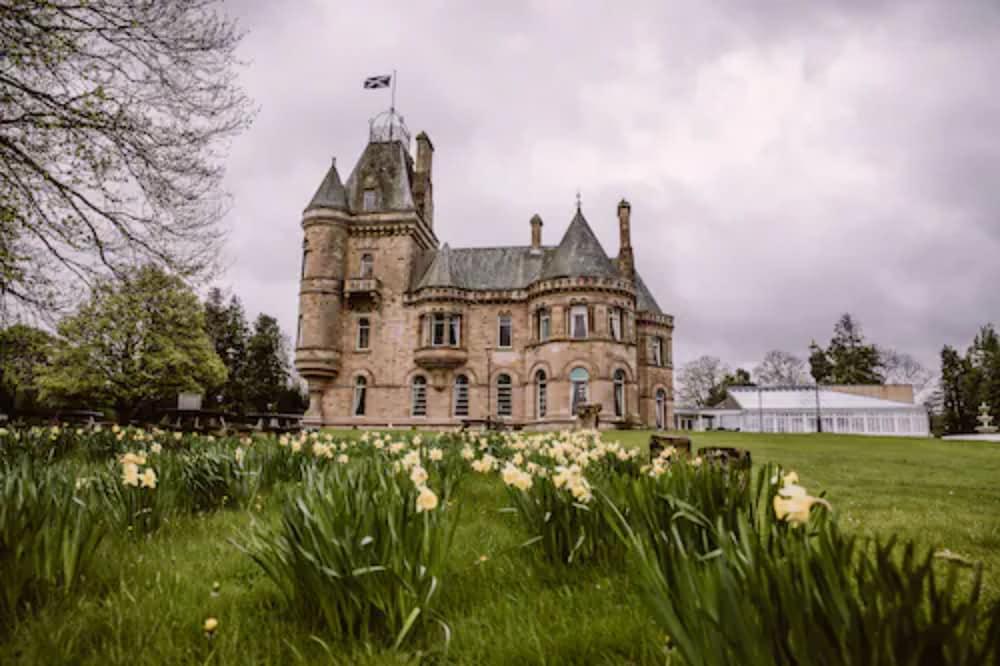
[2,430,998,665]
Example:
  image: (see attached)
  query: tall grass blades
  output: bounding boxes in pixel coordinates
[240,459,459,648]
[0,459,106,623]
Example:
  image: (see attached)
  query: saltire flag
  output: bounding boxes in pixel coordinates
[363,74,392,89]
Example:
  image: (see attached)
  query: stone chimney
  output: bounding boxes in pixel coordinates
[414,131,434,227]
[530,214,543,250]
[617,198,634,280]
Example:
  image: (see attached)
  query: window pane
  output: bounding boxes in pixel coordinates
[498,315,512,347]
[363,190,378,210]
[357,318,370,349]
[360,253,373,277]
[454,375,469,417]
[613,369,625,417]
[449,315,461,346]
[571,305,588,339]
[609,307,622,341]
[497,374,512,416]
[432,313,446,346]
[538,310,550,341]
[412,377,427,416]
[536,370,547,418]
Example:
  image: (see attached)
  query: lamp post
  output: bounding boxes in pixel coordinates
[814,383,823,433]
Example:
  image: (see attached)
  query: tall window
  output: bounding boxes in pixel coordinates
[453,375,469,417]
[655,389,666,430]
[613,369,626,418]
[571,305,588,339]
[570,367,589,414]
[498,314,512,348]
[496,373,512,417]
[537,308,551,342]
[652,336,664,366]
[356,317,370,350]
[362,189,378,211]
[535,370,547,418]
[352,376,367,416]
[411,376,427,416]
[431,313,447,346]
[449,314,461,346]
[609,307,623,341]
[296,315,304,347]
[301,243,310,280]
[360,253,374,278]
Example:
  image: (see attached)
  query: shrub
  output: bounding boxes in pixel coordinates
[0,459,106,621]
[240,458,458,647]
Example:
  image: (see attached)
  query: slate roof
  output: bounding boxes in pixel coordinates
[540,209,619,281]
[634,270,663,314]
[415,243,456,289]
[344,141,416,211]
[305,160,348,211]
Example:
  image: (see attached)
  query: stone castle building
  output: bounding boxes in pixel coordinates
[294,110,674,429]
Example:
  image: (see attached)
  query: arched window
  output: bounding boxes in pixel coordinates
[655,389,667,430]
[356,317,370,350]
[453,375,469,417]
[535,370,547,418]
[360,253,374,278]
[352,376,367,416]
[613,369,626,418]
[411,376,427,417]
[570,367,589,414]
[496,373,512,417]
[301,241,310,280]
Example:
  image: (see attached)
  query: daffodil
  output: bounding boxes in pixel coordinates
[410,465,428,486]
[122,462,140,487]
[337,453,349,464]
[139,467,157,489]
[416,485,438,512]
[429,447,444,461]
[204,617,219,634]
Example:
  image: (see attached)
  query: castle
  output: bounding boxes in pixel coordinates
[294,110,674,429]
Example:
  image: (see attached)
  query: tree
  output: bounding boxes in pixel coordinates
[755,350,808,386]
[810,314,882,384]
[706,367,754,406]
[879,348,933,394]
[37,265,226,421]
[0,323,53,413]
[940,345,973,434]
[937,324,1000,435]
[1,1,253,311]
[677,356,731,408]
[203,288,250,411]
[245,314,291,412]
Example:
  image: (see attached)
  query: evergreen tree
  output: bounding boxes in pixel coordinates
[937,324,1000,434]
[940,345,972,434]
[810,315,882,384]
[245,314,291,412]
[706,368,754,406]
[203,288,250,412]
[37,265,226,422]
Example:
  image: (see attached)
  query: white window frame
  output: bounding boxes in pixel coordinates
[655,389,666,430]
[359,253,374,278]
[411,376,427,417]
[431,313,447,347]
[538,309,551,342]
[352,376,367,416]
[449,314,461,347]
[571,305,588,339]
[453,375,469,417]
[613,369,625,417]
[570,367,589,414]
[496,373,513,417]
[609,307,622,341]
[356,317,371,350]
[652,336,663,366]
[498,314,512,348]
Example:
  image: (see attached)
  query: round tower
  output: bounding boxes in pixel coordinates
[295,158,350,424]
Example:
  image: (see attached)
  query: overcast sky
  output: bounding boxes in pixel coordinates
[217,0,1000,375]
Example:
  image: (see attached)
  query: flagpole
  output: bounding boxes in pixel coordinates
[391,69,397,113]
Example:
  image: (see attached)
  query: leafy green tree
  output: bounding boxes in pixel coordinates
[937,324,1000,434]
[707,368,754,406]
[1,0,253,311]
[37,265,226,422]
[810,315,883,384]
[940,345,973,434]
[245,314,291,412]
[203,288,250,411]
[0,324,54,414]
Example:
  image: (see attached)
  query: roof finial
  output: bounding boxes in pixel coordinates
[575,189,582,212]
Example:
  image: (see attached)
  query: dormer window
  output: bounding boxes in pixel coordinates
[360,253,374,278]
[362,189,379,211]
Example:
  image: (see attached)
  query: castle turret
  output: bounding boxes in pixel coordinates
[414,131,434,227]
[295,158,349,424]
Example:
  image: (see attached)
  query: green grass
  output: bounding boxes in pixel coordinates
[2,431,998,665]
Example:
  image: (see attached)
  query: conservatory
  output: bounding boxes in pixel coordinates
[674,386,930,437]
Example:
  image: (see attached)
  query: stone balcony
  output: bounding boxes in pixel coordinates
[414,345,468,369]
[344,277,382,309]
[294,348,341,379]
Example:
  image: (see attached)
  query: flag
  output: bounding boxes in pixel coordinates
[363,75,391,89]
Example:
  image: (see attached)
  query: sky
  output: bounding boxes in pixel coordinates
[216,0,1000,376]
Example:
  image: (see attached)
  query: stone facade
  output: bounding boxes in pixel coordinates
[295,112,674,429]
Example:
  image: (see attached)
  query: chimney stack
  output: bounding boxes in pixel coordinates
[414,131,434,227]
[530,214,543,250]
[617,198,634,280]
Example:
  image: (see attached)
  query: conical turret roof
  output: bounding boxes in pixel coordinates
[305,159,348,211]
[415,243,456,288]
[541,208,619,280]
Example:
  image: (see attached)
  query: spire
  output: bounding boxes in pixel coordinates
[305,158,348,211]
[541,208,618,280]
[416,243,456,289]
